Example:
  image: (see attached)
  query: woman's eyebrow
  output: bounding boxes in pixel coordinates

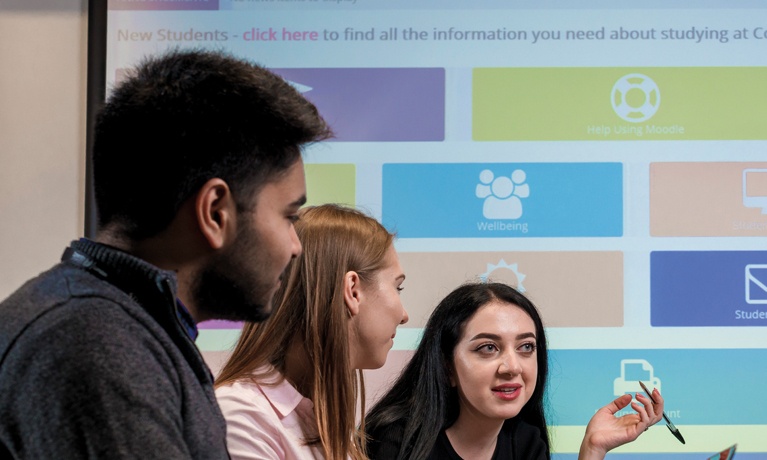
[469,332,502,341]
[468,331,536,341]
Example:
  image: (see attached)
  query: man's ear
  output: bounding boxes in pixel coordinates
[343,271,362,318]
[195,178,236,250]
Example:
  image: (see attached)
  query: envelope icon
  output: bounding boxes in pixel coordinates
[745,264,767,304]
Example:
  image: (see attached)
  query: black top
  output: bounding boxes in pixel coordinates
[368,417,548,460]
[430,428,508,460]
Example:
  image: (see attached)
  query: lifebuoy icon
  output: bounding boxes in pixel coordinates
[611,73,660,123]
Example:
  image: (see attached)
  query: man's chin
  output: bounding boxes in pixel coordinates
[222,306,271,323]
[200,296,274,323]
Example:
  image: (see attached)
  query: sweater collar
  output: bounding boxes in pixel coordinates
[66,238,178,292]
[62,238,198,341]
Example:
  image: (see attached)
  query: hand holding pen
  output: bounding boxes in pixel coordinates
[639,380,686,444]
[578,384,666,460]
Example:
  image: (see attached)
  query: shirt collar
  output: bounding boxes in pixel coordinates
[256,368,312,418]
[175,298,199,341]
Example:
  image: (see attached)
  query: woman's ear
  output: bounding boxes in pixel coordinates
[343,271,362,318]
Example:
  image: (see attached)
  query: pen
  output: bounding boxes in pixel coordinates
[639,380,686,444]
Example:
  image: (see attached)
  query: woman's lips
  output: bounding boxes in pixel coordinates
[492,384,522,401]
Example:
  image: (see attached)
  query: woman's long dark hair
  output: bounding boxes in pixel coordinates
[365,282,550,460]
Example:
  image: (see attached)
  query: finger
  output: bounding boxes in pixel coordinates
[630,405,651,435]
[637,391,664,425]
[607,393,633,413]
[634,393,656,419]
[631,396,651,425]
[631,399,647,417]
[652,388,665,418]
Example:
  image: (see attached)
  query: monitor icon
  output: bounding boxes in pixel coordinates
[745,264,767,304]
[742,168,767,214]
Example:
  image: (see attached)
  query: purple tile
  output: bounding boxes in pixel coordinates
[198,319,242,330]
[651,250,767,326]
[108,0,218,11]
[272,68,445,142]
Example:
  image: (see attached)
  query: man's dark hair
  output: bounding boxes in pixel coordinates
[92,48,331,239]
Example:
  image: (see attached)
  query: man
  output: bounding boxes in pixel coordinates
[0,49,331,458]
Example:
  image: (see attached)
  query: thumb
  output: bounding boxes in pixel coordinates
[605,394,633,414]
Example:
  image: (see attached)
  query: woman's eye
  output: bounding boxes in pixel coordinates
[518,342,536,353]
[396,285,404,293]
[476,343,498,354]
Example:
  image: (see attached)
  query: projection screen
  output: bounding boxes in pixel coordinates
[93,1,767,457]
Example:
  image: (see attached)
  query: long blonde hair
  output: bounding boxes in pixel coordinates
[215,204,394,460]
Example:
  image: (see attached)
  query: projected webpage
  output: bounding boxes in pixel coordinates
[106,1,767,457]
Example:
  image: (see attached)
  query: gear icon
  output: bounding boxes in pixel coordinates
[479,259,526,293]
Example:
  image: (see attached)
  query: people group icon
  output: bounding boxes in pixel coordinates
[475,169,529,219]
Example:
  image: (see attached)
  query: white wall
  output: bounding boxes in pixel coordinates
[0,0,87,299]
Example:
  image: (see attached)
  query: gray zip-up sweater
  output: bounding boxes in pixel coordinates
[0,239,229,459]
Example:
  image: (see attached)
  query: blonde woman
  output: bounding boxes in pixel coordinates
[215,204,409,460]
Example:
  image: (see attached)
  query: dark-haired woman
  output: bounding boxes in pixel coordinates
[365,282,663,460]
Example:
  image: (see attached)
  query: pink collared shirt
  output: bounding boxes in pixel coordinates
[216,370,324,460]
